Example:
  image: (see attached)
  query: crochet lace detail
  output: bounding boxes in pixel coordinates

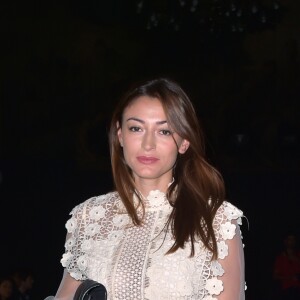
[61,191,244,299]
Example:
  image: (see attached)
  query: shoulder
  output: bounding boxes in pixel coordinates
[69,191,121,217]
[214,201,243,224]
[213,201,244,242]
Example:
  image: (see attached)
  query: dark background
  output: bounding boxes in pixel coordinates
[1,1,300,299]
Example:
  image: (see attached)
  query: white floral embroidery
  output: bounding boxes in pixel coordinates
[211,261,224,277]
[112,214,129,227]
[65,237,75,250]
[217,240,229,259]
[237,217,242,225]
[61,193,245,299]
[77,255,88,271]
[60,252,73,267]
[97,195,106,201]
[205,277,223,295]
[89,206,105,220]
[86,223,100,236]
[147,190,165,200]
[220,221,236,240]
[65,218,77,233]
[146,190,166,207]
[224,202,243,220]
[81,239,93,252]
[203,296,217,300]
[70,271,82,281]
[94,240,115,258]
[108,231,123,241]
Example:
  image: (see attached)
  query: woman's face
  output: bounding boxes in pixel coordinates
[118,96,189,191]
[0,280,13,300]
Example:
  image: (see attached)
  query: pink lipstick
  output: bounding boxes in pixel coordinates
[137,156,159,164]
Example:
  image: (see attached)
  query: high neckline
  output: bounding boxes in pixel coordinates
[134,190,171,211]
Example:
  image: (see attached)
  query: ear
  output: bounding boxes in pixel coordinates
[178,139,190,154]
[117,122,123,147]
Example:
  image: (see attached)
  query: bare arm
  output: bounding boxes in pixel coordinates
[55,269,82,300]
[218,223,245,300]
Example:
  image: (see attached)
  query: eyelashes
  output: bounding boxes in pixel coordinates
[128,126,173,136]
[129,126,141,132]
[159,129,172,136]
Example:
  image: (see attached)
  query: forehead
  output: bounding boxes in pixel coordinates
[123,96,165,117]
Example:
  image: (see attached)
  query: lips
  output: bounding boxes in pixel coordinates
[137,156,159,164]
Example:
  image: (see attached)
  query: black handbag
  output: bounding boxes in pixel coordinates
[73,279,107,300]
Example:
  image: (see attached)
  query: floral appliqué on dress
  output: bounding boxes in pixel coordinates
[60,192,245,299]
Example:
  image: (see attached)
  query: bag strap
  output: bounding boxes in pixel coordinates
[73,279,107,300]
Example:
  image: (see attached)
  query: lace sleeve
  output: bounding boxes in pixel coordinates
[60,200,92,281]
[217,220,245,300]
[211,202,245,300]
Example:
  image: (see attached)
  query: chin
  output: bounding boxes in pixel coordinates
[133,171,162,180]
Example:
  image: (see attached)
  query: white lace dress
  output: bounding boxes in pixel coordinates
[61,191,245,299]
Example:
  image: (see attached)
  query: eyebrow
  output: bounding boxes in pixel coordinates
[126,117,167,125]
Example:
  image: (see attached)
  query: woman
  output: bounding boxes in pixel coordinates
[55,78,245,299]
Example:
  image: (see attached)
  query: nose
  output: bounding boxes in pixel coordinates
[142,131,156,151]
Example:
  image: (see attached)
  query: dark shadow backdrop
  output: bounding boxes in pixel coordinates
[1,1,300,299]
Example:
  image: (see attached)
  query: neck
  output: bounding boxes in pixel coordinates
[134,178,172,197]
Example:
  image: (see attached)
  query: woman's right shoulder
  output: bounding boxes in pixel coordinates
[69,191,120,217]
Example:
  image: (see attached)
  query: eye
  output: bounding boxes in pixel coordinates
[129,126,142,132]
[159,129,172,136]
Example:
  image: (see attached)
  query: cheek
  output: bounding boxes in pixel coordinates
[123,138,138,152]
[169,150,179,162]
[161,143,179,158]
[122,141,137,162]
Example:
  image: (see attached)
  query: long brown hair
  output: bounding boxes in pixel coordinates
[109,78,225,258]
